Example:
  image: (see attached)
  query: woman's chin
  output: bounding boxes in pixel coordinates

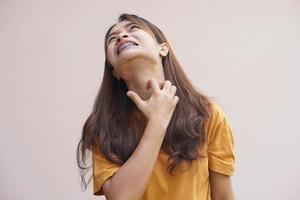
[117,52,156,66]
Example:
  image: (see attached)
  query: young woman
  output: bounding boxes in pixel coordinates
[77,13,235,200]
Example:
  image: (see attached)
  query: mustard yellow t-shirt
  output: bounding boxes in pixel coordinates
[92,101,235,199]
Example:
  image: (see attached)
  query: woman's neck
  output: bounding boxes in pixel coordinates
[121,62,165,100]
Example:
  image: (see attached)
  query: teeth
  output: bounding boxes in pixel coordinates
[118,42,137,55]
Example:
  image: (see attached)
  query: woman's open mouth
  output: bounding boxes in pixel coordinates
[117,41,139,55]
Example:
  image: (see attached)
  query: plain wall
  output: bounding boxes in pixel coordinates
[1,0,299,199]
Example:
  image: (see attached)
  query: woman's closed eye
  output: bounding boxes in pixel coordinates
[108,36,117,43]
[130,25,140,30]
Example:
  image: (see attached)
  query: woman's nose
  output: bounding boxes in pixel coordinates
[117,32,129,42]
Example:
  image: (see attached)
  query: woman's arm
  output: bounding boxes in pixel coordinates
[209,170,235,200]
[102,79,178,200]
[102,120,167,200]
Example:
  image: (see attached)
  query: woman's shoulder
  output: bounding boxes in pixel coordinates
[207,100,227,120]
[204,100,229,133]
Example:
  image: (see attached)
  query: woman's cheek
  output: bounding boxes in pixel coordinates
[107,47,115,60]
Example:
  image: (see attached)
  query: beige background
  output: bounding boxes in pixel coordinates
[1,0,299,199]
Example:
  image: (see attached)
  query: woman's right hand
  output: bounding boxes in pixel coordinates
[126,78,179,128]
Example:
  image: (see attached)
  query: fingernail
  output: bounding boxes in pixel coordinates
[146,80,151,90]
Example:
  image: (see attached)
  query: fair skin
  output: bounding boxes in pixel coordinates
[106,20,169,100]
[209,170,235,200]
[103,20,235,200]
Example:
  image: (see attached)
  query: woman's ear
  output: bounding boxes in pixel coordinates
[159,43,169,57]
[112,68,121,80]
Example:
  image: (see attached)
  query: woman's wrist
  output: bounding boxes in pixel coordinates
[147,118,169,131]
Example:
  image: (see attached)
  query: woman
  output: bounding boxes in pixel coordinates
[77,13,235,200]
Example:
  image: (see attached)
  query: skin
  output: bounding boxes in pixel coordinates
[106,20,169,101]
[104,20,235,200]
[209,170,235,200]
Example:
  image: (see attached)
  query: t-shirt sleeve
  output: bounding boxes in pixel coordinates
[92,145,121,196]
[205,101,235,176]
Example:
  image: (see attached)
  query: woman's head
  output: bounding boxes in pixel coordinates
[101,13,203,101]
[104,14,169,81]
[103,14,178,102]
[77,13,213,191]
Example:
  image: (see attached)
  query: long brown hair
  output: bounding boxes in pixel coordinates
[77,13,213,191]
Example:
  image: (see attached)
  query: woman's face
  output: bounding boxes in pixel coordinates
[105,20,167,78]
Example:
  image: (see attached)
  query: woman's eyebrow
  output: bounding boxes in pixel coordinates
[107,22,135,39]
